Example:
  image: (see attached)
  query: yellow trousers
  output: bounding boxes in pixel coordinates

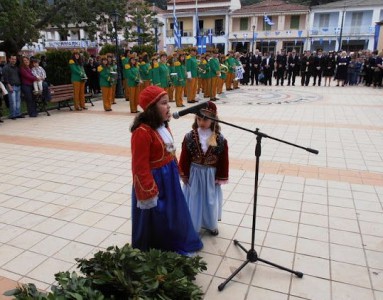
[187,78,197,102]
[210,76,218,99]
[123,79,129,101]
[175,86,184,107]
[73,81,85,110]
[128,86,139,112]
[226,73,234,90]
[101,87,112,111]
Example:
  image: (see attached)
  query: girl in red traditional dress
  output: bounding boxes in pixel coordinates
[130,86,203,255]
[179,101,229,236]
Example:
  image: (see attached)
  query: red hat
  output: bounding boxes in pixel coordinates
[139,86,167,111]
[199,101,217,118]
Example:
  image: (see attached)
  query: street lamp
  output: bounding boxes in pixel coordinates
[111,9,124,98]
[153,18,159,52]
[252,25,255,52]
[233,33,237,51]
[338,7,346,51]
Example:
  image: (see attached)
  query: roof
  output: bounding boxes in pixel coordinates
[312,0,383,9]
[233,0,309,14]
[167,0,225,4]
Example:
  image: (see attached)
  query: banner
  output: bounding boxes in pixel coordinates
[207,28,213,45]
[264,15,274,26]
[173,0,181,48]
[197,36,206,54]
[253,32,258,42]
[374,25,380,50]
[297,30,303,38]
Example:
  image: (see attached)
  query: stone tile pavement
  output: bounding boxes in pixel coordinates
[0,84,382,300]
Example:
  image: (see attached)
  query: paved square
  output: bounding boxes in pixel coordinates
[0,84,382,300]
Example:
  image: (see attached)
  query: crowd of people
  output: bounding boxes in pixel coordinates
[1,47,382,122]
[237,48,383,88]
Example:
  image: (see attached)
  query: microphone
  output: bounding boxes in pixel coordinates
[172,102,209,119]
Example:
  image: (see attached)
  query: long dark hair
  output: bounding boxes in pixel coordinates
[130,104,168,132]
[192,115,221,133]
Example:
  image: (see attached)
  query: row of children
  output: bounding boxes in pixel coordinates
[69,48,245,113]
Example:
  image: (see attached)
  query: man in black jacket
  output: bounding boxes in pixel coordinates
[313,49,325,86]
[250,49,262,85]
[287,49,300,86]
[261,52,274,86]
[275,49,287,86]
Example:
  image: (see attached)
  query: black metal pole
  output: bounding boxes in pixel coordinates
[155,26,158,52]
[338,9,345,52]
[252,26,255,53]
[114,21,124,98]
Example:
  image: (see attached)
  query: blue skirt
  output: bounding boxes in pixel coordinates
[182,163,223,233]
[132,160,203,254]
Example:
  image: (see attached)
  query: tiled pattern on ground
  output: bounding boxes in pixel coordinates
[0,85,382,300]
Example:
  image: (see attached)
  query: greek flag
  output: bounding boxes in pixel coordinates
[173,1,181,48]
[264,15,274,26]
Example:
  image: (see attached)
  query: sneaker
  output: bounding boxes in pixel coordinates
[33,90,39,95]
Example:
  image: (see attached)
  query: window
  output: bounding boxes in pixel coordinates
[351,12,362,27]
[290,15,300,29]
[240,18,249,31]
[319,14,330,28]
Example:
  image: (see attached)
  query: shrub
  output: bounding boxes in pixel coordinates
[5,244,207,300]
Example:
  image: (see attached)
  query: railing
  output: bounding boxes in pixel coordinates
[310,25,374,36]
[166,29,225,38]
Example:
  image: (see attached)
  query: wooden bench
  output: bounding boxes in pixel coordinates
[35,84,94,116]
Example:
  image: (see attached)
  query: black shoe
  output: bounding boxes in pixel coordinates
[0,119,3,123]
[11,117,17,120]
[17,115,25,118]
[82,107,88,110]
[208,229,219,236]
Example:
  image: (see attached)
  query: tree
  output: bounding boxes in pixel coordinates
[0,0,127,56]
[124,1,162,47]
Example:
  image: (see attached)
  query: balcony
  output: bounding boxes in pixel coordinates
[166,29,225,38]
[309,25,374,36]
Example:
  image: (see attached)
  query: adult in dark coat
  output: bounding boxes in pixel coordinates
[250,49,262,85]
[275,49,287,86]
[323,52,336,86]
[240,53,250,85]
[335,51,349,86]
[287,49,300,86]
[261,52,274,86]
[313,49,325,86]
[300,51,311,86]
[85,57,100,94]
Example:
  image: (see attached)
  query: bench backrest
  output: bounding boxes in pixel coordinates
[49,84,74,102]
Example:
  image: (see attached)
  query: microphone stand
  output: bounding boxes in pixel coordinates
[198,112,319,291]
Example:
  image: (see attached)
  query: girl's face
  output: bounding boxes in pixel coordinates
[33,61,39,67]
[23,57,30,66]
[155,94,171,122]
[160,55,167,63]
[196,115,213,130]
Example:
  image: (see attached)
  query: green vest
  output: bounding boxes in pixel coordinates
[159,63,170,88]
[139,62,150,81]
[149,64,161,86]
[186,55,198,78]
[98,65,111,87]
[69,60,86,83]
[126,65,140,87]
[174,62,186,87]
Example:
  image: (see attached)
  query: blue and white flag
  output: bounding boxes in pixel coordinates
[173,0,181,48]
[264,15,274,26]
[207,28,213,45]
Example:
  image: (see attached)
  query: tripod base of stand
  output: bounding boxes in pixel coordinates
[218,240,303,291]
